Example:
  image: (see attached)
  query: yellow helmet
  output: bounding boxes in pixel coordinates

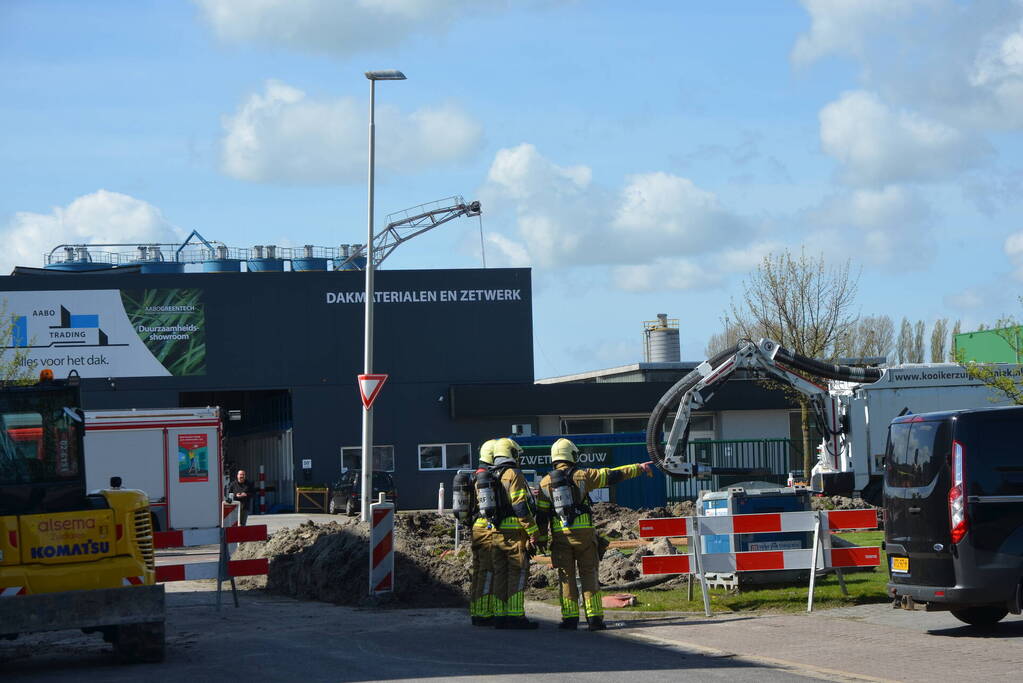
[479,439,496,465]
[551,438,578,464]
[493,437,523,462]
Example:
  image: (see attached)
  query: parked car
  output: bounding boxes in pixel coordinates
[329,470,397,516]
[885,406,1023,626]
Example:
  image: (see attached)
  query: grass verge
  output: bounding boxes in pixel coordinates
[607,531,888,614]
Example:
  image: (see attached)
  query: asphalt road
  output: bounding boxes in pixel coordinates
[2,587,822,683]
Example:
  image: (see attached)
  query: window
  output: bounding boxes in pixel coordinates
[612,417,648,433]
[340,445,394,472]
[561,418,608,434]
[418,443,472,470]
[0,408,81,485]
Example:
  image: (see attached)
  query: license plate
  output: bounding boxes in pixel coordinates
[891,556,909,574]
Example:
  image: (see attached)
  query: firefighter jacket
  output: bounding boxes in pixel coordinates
[492,457,539,537]
[537,461,646,535]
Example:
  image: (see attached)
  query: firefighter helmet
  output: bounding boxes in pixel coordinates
[479,439,496,465]
[551,438,578,464]
[494,437,523,462]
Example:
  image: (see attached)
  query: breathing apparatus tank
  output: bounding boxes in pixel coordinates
[474,467,500,524]
[548,467,577,526]
[452,469,474,525]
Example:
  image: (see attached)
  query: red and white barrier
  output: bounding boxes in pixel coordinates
[0,586,26,597]
[154,521,269,609]
[639,508,881,613]
[370,494,394,595]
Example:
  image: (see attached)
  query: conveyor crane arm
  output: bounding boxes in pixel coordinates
[338,196,482,269]
[646,338,882,480]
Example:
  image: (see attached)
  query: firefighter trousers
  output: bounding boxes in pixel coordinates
[550,530,603,619]
[493,527,530,618]
[469,523,496,617]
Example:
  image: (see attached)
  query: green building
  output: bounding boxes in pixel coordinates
[955,326,1023,363]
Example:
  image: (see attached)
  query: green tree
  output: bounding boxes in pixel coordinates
[728,249,860,477]
[930,318,949,363]
[0,299,33,384]
[897,318,913,363]
[959,305,1023,405]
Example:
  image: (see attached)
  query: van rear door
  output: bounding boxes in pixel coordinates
[955,410,1023,565]
[884,417,955,587]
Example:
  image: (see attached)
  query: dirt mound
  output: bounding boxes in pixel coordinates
[234,504,704,607]
[234,512,470,608]
[811,496,878,511]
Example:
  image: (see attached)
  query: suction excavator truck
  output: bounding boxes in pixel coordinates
[644,338,1017,504]
[0,371,165,662]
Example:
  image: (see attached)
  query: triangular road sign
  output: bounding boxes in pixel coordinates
[358,374,388,409]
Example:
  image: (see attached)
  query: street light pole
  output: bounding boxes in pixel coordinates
[361,69,405,522]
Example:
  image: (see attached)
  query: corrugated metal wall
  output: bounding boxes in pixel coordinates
[225,429,294,510]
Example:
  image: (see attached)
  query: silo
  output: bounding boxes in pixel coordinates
[247,245,285,272]
[335,244,367,271]
[126,245,184,274]
[203,245,242,272]
[643,314,681,362]
[292,245,328,272]
[44,246,112,272]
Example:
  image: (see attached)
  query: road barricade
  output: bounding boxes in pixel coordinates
[370,493,394,595]
[639,508,880,614]
[154,515,269,610]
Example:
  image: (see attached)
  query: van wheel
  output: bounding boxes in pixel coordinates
[951,606,1008,627]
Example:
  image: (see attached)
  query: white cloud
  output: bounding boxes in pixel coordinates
[804,186,935,267]
[1,191,182,274]
[819,91,990,186]
[613,259,721,292]
[945,288,986,311]
[194,0,478,56]
[480,144,751,283]
[791,0,932,67]
[1005,230,1023,280]
[221,80,483,184]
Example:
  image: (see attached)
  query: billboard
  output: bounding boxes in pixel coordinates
[2,288,205,378]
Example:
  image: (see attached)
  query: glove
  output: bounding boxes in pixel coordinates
[640,461,655,477]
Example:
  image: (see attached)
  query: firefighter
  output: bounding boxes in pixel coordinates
[485,437,543,629]
[537,438,653,631]
[466,439,497,626]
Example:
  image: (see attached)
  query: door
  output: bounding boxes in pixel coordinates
[166,425,221,529]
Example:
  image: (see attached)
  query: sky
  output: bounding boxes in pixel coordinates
[3,0,1023,379]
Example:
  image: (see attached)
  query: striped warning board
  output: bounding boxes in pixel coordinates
[641,546,881,576]
[156,558,269,583]
[370,498,394,594]
[639,509,879,539]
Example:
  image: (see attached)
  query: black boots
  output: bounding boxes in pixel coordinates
[495,616,539,630]
[587,616,606,631]
[558,617,579,630]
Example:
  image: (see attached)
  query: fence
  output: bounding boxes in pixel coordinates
[667,439,791,501]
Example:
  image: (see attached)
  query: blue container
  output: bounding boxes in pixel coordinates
[292,257,328,272]
[337,256,367,271]
[44,262,113,272]
[203,259,242,273]
[247,258,284,272]
[131,261,184,274]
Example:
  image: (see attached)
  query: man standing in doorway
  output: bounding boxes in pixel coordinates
[227,469,255,525]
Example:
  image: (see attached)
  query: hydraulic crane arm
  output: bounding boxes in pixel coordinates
[646,338,882,484]
[337,196,481,270]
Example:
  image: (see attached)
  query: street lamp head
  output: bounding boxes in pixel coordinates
[365,70,406,81]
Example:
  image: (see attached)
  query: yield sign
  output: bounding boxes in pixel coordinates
[358,374,388,409]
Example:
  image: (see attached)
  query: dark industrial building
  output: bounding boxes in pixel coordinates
[1,265,532,510]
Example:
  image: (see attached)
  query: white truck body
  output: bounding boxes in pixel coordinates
[842,364,1019,488]
[84,407,223,530]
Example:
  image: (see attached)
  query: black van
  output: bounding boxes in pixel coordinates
[885,406,1023,626]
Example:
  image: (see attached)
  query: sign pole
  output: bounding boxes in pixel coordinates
[360,77,377,524]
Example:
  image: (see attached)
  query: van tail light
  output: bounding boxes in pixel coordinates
[949,440,968,544]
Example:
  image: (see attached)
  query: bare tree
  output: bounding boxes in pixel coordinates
[704,319,747,356]
[949,319,961,361]
[930,318,949,362]
[912,320,926,363]
[729,249,860,476]
[897,318,913,363]
[854,315,895,360]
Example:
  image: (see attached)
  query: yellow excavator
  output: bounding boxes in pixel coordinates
[0,371,164,662]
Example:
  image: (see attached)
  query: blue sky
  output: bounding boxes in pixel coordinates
[3,1,1023,378]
